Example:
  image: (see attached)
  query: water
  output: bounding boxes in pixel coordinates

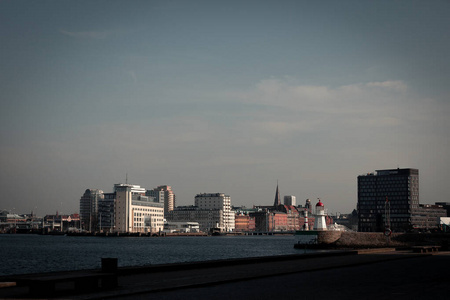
[0,234,309,276]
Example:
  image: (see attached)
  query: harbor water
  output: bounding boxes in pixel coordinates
[0,234,313,276]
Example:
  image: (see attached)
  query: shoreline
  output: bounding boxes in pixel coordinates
[1,249,356,280]
[2,248,448,299]
[296,231,450,250]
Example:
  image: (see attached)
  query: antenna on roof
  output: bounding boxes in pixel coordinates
[126,173,128,184]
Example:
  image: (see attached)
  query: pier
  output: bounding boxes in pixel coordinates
[1,249,449,299]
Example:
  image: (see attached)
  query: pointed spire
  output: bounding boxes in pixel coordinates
[273,180,281,207]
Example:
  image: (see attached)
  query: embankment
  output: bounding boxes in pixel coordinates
[316,231,450,249]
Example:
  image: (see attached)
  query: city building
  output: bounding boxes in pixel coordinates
[145,189,164,205]
[150,185,175,216]
[44,213,80,232]
[250,209,288,232]
[114,184,164,234]
[253,185,306,232]
[357,168,419,232]
[284,205,301,231]
[0,210,29,233]
[195,193,235,232]
[411,204,447,231]
[167,193,235,233]
[284,195,296,206]
[167,206,223,233]
[435,202,450,217]
[163,221,200,233]
[98,192,115,232]
[233,207,257,232]
[234,213,256,232]
[79,189,104,231]
[250,210,271,232]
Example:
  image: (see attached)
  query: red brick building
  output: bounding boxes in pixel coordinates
[234,214,256,232]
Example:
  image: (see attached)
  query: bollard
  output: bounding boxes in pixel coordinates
[101,258,118,289]
[101,258,118,273]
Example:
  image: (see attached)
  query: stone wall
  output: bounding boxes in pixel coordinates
[334,232,405,248]
[316,231,342,244]
[316,231,450,248]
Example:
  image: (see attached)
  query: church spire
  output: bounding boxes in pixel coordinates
[273,181,281,207]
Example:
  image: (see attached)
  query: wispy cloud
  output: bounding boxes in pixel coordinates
[239,79,416,123]
[59,29,114,39]
[233,78,449,148]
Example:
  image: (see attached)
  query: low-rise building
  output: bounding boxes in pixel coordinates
[163,221,200,233]
[44,213,80,232]
[411,204,447,231]
[167,206,223,233]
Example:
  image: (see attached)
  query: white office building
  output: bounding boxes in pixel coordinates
[114,184,164,234]
[194,193,235,232]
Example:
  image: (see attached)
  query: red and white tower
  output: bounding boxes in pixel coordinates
[313,199,327,231]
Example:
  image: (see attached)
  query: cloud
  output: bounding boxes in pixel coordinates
[229,77,450,155]
[241,79,415,122]
[366,80,407,91]
[59,29,114,39]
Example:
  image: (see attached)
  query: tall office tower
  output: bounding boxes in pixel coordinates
[153,185,175,216]
[357,168,419,232]
[194,193,235,232]
[79,189,104,231]
[114,183,164,234]
[284,195,296,206]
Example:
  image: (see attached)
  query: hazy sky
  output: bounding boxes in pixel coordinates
[1,0,449,216]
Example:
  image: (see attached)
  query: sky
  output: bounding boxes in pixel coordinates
[1,0,449,216]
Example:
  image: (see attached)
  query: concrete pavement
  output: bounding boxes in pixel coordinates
[1,249,449,299]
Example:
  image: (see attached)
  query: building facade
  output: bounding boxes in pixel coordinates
[167,193,235,233]
[411,204,447,231]
[98,192,115,232]
[234,213,256,232]
[284,195,296,206]
[194,193,235,232]
[167,206,223,233]
[357,168,419,232]
[149,185,175,217]
[44,213,80,232]
[79,189,104,231]
[114,184,164,234]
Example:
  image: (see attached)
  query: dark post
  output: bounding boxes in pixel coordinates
[101,258,118,273]
[101,258,118,288]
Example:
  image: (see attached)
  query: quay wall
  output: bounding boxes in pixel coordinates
[316,231,450,249]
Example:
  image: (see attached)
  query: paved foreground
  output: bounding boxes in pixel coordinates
[1,250,449,300]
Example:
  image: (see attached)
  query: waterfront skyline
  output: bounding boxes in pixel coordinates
[1,1,449,216]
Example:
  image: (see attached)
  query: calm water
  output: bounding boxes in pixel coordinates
[0,234,308,276]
